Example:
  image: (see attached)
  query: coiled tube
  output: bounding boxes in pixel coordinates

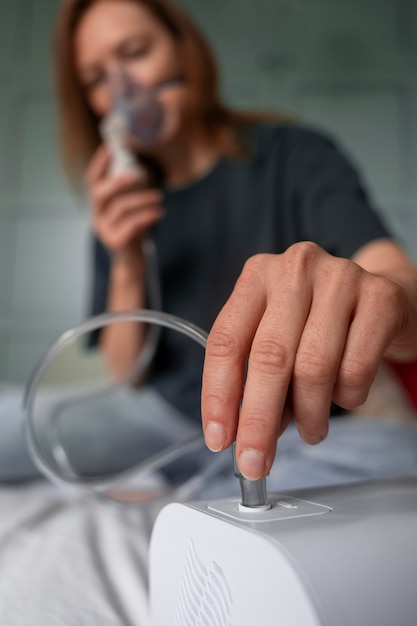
[23,309,268,504]
[23,310,211,497]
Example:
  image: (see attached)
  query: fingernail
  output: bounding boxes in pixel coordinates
[205,422,226,452]
[308,433,326,445]
[238,449,266,480]
[300,430,327,446]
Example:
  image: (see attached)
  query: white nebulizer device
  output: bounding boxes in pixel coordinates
[150,477,417,626]
[23,311,417,625]
[100,111,146,179]
[99,70,182,180]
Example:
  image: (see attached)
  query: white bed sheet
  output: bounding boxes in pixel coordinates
[0,483,160,626]
[2,379,417,626]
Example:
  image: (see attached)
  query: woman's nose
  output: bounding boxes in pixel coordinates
[107,69,138,108]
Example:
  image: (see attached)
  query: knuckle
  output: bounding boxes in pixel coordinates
[242,253,268,272]
[334,355,378,409]
[250,339,291,375]
[284,244,361,291]
[288,240,320,256]
[363,277,408,339]
[281,242,324,285]
[294,349,333,386]
[206,329,241,359]
[241,412,275,439]
[334,386,369,410]
[285,241,321,266]
[238,254,270,288]
[388,277,406,303]
[367,274,394,300]
[362,273,404,310]
[322,257,359,293]
[338,357,375,390]
[243,413,269,431]
[241,252,285,275]
[333,257,358,285]
[387,281,406,313]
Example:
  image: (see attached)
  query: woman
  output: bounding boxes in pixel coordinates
[54,0,417,484]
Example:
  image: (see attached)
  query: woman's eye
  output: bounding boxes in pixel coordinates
[120,39,151,60]
[122,46,148,59]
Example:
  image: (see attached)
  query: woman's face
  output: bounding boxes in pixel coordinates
[74,0,188,149]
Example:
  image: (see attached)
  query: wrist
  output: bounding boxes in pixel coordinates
[111,246,146,286]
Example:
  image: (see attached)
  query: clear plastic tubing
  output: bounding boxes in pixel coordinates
[24,309,269,506]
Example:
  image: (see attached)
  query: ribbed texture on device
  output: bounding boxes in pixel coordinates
[174,539,233,626]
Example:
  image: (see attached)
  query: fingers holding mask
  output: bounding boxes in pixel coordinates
[104,189,164,229]
[85,144,110,187]
[87,147,164,253]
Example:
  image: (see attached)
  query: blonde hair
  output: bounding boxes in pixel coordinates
[54,0,288,187]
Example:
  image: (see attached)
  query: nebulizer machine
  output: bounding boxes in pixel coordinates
[24,311,417,626]
[24,70,417,626]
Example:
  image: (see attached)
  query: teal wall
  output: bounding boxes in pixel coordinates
[1,0,417,383]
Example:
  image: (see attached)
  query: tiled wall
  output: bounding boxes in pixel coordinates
[0,0,89,382]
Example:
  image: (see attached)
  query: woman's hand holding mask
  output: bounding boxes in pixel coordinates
[86,145,164,261]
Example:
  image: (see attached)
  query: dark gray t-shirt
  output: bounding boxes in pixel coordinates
[88,123,391,419]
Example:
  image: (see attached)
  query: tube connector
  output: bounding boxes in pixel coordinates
[232,443,271,511]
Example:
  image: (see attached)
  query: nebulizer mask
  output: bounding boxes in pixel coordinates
[99,69,183,179]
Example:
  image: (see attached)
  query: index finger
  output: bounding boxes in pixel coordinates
[201,260,266,453]
[85,145,110,185]
[201,255,312,480]
[235,301,308,479]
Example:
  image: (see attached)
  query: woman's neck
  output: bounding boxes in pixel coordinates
[154,133,222,189]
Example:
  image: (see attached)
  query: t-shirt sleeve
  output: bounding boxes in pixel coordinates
[287,126,392,259]
[85,235,111,349]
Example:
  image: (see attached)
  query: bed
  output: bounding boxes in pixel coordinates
[1,378,417,625]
